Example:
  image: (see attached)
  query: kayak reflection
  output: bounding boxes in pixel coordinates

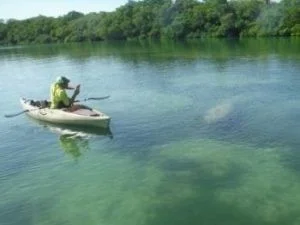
[59,134,89,159]
[26,115,113,137]
[50,125,112,160]
[25,117,113,159]
[45,123,113,138]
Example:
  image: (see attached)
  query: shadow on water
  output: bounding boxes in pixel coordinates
[0,197,59,225]
[0,201,32,225]
[146,193,297,225]
[159,157,246,189]
[280,148,300,176]
[146,157,250,225]
[146,156,298,225]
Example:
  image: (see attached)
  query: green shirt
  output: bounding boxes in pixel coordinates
[50,83,70,109]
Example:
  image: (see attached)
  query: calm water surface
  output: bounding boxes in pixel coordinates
[1,39,300,225]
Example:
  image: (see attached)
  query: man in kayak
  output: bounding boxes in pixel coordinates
[50,76,80,111]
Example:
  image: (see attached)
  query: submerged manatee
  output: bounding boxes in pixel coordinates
[204,102,233,124]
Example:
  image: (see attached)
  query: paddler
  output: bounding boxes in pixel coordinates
[50,76,80,111]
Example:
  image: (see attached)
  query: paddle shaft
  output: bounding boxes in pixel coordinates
[4,109,31,118]
[81,96,110,101]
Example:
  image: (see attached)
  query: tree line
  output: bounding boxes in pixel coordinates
[0,0,299,45]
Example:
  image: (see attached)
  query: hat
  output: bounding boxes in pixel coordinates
[56,76,70,84]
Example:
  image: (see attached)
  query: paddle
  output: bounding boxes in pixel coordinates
[4,96,110,118]
[81,96,110,101]
[4,109,33,118]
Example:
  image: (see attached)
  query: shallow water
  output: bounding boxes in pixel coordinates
[1,38,300,225]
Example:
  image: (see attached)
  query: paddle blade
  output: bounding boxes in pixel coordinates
[84,96,110,101]
[4,110,29,118]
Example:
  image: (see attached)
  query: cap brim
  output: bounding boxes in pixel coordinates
[66,84,75,89]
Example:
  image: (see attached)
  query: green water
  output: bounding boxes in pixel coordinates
[1,38,300,225]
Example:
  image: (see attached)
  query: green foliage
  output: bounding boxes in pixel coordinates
[0,0,299,45]
[0,20,7,43]
[291,24,300,36]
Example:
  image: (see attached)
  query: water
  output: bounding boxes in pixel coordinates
[1,38,300,225]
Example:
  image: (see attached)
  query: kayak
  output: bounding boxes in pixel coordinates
[27,115,113,138]
[20,98,111,128]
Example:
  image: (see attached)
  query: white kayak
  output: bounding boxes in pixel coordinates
[20,98,111,128]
